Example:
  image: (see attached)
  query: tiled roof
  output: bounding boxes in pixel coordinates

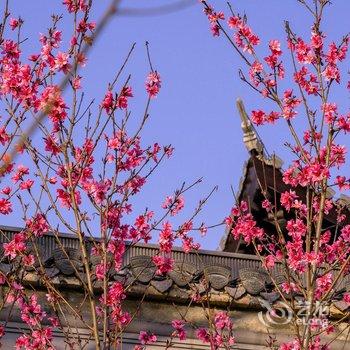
[0,226,349,315]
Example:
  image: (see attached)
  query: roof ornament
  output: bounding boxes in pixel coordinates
[236,98,263,154]
[236,98,283,169]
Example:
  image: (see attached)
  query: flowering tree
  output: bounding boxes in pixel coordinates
[0,1,232,349]
[201,0,350,349]
[3,0,350,349]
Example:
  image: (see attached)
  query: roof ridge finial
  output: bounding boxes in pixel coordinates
[236,98,263,154]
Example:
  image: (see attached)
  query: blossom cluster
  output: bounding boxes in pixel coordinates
[196,312,235,349]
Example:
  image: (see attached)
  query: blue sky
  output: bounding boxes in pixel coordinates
[7,1,350,250]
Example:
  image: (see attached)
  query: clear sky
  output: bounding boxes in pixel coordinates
[7,1,350,250]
